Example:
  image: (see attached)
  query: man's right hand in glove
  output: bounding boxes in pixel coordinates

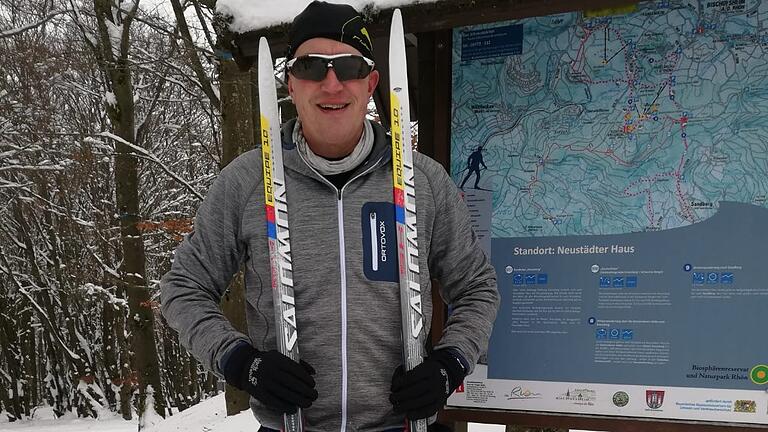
[222,343,318,413]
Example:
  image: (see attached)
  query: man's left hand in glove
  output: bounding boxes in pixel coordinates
[389,348,467,420]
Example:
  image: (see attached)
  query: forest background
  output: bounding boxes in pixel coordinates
[0,0,280,426]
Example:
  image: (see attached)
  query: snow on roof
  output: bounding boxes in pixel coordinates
[216,0,438,34]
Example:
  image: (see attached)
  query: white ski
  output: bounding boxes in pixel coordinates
[258,36,304,432]
[389,9,428,432]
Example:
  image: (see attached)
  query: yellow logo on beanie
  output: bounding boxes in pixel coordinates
[341,16,373,58]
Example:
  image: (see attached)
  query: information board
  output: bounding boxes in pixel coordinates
[448,0,768,424]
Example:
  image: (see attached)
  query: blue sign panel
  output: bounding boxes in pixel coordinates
[460,24,523,62]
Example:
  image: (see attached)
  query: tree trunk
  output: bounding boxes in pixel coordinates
[10,201,81,416]
[221,271,250,415]
[0,314,18,421]
[92,0,166,423]
[219,57,255,415]
[0,311,10,419]
[186,351,201,405]
[101,303,118,412]
[0,315,22,421]
[169,0,220,109]
[22,322,37,415]
[160,319,191,411]
[117,310,133,420]
[220,58,256,168]
[42,200,103,418]
[96,232,132,419]
[113,126,166,421]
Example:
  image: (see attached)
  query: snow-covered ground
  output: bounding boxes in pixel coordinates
[0,395,523,432]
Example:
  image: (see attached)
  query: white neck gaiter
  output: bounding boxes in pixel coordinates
[292,119,374,176]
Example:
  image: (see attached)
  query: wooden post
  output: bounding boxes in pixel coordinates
[219,57,255,416]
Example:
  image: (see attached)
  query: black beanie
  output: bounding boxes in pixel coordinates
[287,1,374,61]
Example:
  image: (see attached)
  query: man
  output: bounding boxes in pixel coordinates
[161,2,499,430]
[459,146,487,190]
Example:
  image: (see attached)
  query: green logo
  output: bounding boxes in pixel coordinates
[360,27,371,45]
[612,391,629,407]
[750,365,768,385]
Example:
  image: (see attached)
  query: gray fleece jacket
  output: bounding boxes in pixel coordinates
[160,119,499,431]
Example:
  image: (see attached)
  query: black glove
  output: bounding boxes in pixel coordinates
[222,343,318,413]
[389,349,467,420]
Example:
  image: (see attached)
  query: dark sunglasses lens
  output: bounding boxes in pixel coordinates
[331,57,372,81]
[290,57,328,81]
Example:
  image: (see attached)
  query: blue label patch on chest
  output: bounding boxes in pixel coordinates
[361,202,398,282]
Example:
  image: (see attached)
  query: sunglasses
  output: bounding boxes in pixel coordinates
[287,54,375,82]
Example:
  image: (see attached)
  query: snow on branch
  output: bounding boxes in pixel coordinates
[0,165,66,172]
[98,132,205,201]
[0,366,11,383]
[84,246,121,280]
[0,9,75,39]
[0,251,82,362]
[0,178,33,191]
[82,283,128,310]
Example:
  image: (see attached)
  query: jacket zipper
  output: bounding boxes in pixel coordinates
[370,212,379,271]
[296,151,385,431]
[336,198,349,432]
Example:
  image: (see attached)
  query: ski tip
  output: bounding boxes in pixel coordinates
[391,8,402,28]
[259,37,271,58]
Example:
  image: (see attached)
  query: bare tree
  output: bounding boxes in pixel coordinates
[85,0,168,424]
[0,0,223,422]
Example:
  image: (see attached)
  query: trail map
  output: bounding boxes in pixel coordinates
[451,0,768,237]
